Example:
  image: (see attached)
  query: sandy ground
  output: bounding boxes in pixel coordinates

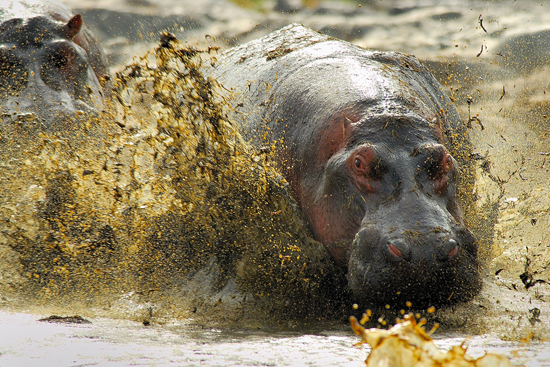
[61,0,550,68]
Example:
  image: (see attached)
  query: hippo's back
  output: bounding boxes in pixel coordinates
[211,24,463,150]
[0,0,73,20]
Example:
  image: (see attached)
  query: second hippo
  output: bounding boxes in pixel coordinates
[210,24,481,308]
[0,0,109,120]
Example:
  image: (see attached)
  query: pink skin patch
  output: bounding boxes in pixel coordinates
[299,112,364,265]
[316,112,359,165]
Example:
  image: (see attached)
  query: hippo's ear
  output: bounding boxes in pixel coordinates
[62,14,83,39]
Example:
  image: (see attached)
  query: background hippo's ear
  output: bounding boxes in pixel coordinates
[62,14,82,39]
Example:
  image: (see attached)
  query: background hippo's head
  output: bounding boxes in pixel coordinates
[0,0,109,119]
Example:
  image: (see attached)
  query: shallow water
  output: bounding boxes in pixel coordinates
[2,311,549,367]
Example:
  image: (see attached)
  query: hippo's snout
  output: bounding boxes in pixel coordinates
[349,222,480,308]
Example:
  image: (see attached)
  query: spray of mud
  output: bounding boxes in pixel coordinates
[0,33,347,326]
[350,313,515,367]
[417,50,550,341]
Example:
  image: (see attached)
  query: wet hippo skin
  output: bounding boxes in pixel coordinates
[210,24,481,308]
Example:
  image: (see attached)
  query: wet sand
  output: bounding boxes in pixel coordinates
[2,309,548,366]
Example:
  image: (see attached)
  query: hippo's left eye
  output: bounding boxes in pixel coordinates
[424,147,455,194]
[53,48,74,67]
[48,44,79,69]
[348,145,387,194]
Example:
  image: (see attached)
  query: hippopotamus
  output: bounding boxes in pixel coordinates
[0,0,109,119]
[210,24,481,308]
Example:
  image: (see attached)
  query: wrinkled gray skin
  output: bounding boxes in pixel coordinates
[0,0,109,120]
[211,24,480,308]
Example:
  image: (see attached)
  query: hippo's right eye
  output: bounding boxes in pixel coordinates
[51,47,74,68]
[423,146,455,194]
[348,145,384,194]
[41,41,88,95]
[46,43,82,71]
[0,48,28,95]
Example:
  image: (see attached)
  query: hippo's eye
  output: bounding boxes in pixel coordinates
[0,47,28,95]
[424,147,454,194]
[350,148,387,179]
[48,43,79,69]
[426,150,453,179]
[41,41,88,94]
[52,48,73,67]
[348,146,385,194]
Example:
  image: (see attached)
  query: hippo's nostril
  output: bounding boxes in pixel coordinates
[437,238,458,261]
[386,240,410,261]
[448,239,458,258]
[449,246,458,257]
[388,243,402,258]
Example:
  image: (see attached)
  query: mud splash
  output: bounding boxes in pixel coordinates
[350,314,514,367]
[0,33,346,326]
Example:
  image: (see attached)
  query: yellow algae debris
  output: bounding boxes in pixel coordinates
[350,315,516,367]
[0,32,346,325]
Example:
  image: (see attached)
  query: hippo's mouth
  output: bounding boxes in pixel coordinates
[347,227,481,308]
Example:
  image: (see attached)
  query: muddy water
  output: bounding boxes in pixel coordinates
[2,0,550,366]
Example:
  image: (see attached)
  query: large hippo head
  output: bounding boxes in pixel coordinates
[261,44,481,308]
[317,111,480,307]
[0,0,109,119]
